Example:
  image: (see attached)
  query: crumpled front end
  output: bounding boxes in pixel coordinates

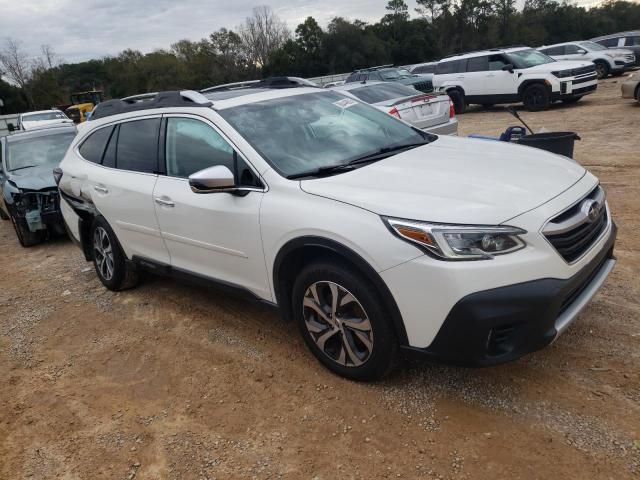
[12,188,63,233]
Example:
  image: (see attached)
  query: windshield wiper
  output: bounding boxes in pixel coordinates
[286,141,431,180]
[10,165,38,172]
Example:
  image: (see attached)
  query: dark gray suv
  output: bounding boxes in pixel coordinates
[345,66,433,93]
[591,31,640,66]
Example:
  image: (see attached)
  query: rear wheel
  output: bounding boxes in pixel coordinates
[522,84,550,112]
[91,216,139,291]
[292,260,397,381]
[594,61,609,79]
[447,90,466,114]
[10,213,45,247]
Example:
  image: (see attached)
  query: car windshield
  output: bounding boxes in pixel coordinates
[580,41,606,51]
[507,49,555,68]
[349,83,420,104]
[219,91,429,178]
[6,132,75,171]
[379,68,412,80]
[23,111,66,122]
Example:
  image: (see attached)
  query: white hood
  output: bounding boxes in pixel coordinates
[524,60,593,73]
[300,135,586,225]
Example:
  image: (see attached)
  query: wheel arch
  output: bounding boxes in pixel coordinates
[272,236,409,345]
[518,79,551,98]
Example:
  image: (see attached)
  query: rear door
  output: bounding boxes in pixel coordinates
[73,117,170,264]
[152,114,270,299]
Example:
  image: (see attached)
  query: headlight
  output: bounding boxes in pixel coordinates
[552,70,570,78]
[384,217,526,260]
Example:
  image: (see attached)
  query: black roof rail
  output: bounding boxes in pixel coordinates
[90,90,212,121]
[442,45,530,59]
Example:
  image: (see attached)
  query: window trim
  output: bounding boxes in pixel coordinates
[161,113,267,192]
[74,114,162,177]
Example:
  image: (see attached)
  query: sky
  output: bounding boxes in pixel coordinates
[0,0,604,65]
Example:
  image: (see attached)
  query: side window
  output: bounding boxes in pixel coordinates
[466,56,489,72]
[116,118,160,174]
[488,54,509,71]
[78,126,113,164]
[165,117,261,187]
[599,37,618,48]
[564,44,580,54]
[626,36,640,46]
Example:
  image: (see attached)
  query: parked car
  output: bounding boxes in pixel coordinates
[58,89,616,381]
[18,109,74,131]
[591,31,640,66]
[0,125,76,246]
[433,47,597,113]
[621,71,640,103]
[345,65,433,93]
[331,81,457,135]
[538,41,635,79]
[407,62,437,76]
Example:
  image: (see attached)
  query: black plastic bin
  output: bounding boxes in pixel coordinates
[517,132,580,158]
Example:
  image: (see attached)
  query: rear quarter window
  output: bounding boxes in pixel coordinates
[79,126,113,164]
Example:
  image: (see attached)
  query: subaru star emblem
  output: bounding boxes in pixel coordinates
[581,199,600,223]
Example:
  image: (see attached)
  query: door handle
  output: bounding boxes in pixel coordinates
[93,185,109,194]
[154,196,175,207]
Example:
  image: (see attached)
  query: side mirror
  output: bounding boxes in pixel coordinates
[189,165,236,193]
[501,64,515,73]
[577,49,587,55]
[7,123,15,132]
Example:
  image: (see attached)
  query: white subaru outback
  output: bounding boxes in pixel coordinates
[57,89,616,380]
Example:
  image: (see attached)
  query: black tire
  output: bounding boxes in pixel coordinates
[291,260,397,381]
[0,207,9,220]
[448,89,466,114]
[594,61,609,79]
[561,96,583,104]
[480,103,494,109]
[90,216,139,291]
[522,84,550,112]
[10,213,45,247]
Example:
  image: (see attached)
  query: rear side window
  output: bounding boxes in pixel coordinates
[466,56,489,72]
[626,36,640,46]
[540,46,563,56]
[79,126,113,164]
[435,59,466,74]
[116,119,160,173]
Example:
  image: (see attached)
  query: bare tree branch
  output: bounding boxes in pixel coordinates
[238,6,290,68]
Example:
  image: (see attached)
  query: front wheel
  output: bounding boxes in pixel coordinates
[91,216,139,291]
[594,61,609,79]
[292,260,397,381]
[10,213,45,247]
[522,84,550,112]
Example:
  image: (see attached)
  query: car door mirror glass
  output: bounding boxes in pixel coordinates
[577,49,586,54]
[501,63,515,73]
[189,165,235,193]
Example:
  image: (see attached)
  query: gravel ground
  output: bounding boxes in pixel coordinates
[0,78,639,479]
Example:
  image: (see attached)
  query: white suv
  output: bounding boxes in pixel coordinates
[433,47,598,113]
[57,89,617,380]
[538,41,636,79]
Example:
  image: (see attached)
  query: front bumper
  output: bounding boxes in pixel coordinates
[622,79,639,99]
[402,223,617,366]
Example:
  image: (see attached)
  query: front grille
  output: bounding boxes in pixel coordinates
[571,65,596,77]
[412,80,433,93]
[544,186,608,263]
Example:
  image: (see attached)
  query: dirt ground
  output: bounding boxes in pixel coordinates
[1,78,638,480]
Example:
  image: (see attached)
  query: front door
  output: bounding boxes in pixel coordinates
[152,115,270,300]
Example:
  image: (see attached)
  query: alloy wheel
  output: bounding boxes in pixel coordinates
[302,281,374,367]
[595,63,607,79]
[93,226,114,281]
